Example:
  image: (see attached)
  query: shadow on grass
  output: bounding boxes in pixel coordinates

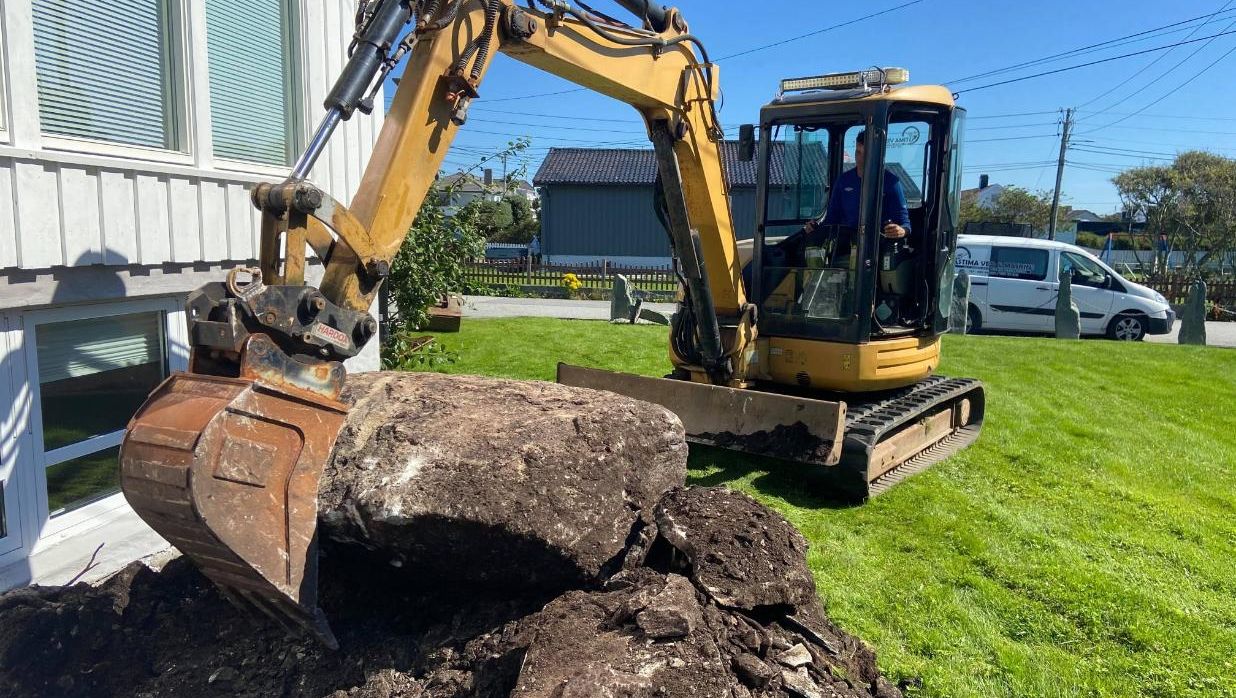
[686,445,864,511]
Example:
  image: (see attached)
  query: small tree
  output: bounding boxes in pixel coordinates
[490,195,540,244]
[386,185,486,332]
[1114,151,1236,277]
[465,198,514,239]
[959,186,1057,234]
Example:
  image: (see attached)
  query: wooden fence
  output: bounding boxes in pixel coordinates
[465,259,678,293]
[1141,275,1236,308]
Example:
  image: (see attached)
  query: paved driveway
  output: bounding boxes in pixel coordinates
[464,296,676,321]
[1145,321,1236,348]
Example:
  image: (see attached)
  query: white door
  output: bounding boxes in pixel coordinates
[986,246,1054,331]
[1059,251,1116,335]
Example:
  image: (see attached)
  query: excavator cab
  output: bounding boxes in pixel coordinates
[740,68,969,393]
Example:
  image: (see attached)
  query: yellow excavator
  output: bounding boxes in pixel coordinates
[119,0,984,646]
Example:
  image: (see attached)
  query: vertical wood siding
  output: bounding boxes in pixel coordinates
[0,0,382,271]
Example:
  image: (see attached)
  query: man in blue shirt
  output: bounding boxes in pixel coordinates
[806,130,910,259]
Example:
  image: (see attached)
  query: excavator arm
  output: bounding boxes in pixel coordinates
[120,0,759,647]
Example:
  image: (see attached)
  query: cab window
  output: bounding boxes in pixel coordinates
[990,247,1048,281]
[1061,251,1109,288]
[883,120,929,208]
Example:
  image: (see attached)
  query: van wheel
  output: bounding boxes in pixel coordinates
[1108,314,1146,341]
[967,305,982,334]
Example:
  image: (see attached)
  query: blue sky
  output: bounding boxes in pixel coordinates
[383,0,1236,215]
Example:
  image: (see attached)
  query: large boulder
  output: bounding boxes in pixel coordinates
[319,372,689,590]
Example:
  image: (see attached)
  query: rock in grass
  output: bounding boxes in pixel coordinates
[949,270,971,335]
[1055,268,1081,340]
[319,372,689,591]
[1179,279,1207,346]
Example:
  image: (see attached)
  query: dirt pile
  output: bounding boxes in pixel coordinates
[0,374,904,697]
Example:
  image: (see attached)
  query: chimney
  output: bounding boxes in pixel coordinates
[483,168,494,186]
[980,174,990,190]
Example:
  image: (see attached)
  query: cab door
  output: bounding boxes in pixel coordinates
[986,245,1054,331]
[1059,250,1115,334]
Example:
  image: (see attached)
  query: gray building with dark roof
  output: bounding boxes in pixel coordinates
[533,141,804,265]
[532,141,914,265]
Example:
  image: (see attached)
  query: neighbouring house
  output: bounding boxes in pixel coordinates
[533,141,873,266]
[437,172,501,216]
[961,174,1006,210]
[436,173,537,217]
[0,0,380,590]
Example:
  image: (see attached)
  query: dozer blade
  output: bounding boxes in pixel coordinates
[557,365,985,502]
[119,372,348,648]
[556,364,845,466]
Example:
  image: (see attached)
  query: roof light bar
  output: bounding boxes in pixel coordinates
[780,67,910,94]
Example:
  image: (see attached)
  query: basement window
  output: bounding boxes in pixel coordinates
[35,312,169,516]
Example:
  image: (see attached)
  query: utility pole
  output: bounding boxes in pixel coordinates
[1048,107,1075,242]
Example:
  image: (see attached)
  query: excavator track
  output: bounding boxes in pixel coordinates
[838,376,986,500]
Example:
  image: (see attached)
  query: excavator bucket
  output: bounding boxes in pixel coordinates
[556,364,846,467]
[558,364,985,500]
[119,369,348,648]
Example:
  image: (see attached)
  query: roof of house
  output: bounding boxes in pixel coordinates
[533,141,827,188]
[1067,209,1103,222]
[438,172,489,192]
[960,183,1005,200]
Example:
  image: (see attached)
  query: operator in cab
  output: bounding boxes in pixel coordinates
[805,129,910,261]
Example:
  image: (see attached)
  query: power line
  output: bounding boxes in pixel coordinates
[458,1,926,104]
[1078,0,1236,110]
[968,110,1061,120]
[467,106,634,123]
[1080,40,1236,134]
[714,0,924,61]
[954,28,1236,95]
[1071,146,1174,161]
[946,7,1236,84]
[968,134,1060,143]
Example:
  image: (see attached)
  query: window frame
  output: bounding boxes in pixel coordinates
[208,0,305,173]
[22,297,189,541]
[33,0,194,165]
[0,20,8,144]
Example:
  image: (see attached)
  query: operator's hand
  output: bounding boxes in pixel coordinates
[804,219,819,235]
[882,223,907,239]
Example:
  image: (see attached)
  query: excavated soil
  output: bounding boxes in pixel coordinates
[0,374,906,698]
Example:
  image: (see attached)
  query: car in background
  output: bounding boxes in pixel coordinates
[957,235,1175,341]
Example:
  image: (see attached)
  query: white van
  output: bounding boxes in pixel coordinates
[957,235,1175,341]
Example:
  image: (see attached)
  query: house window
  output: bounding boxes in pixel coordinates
[31,0,183,151]
[34,312,168,516]
[206,0,301,165]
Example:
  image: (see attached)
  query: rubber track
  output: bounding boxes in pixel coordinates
[839,376,986,500]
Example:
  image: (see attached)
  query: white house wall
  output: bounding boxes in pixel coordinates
[0,0,382,273]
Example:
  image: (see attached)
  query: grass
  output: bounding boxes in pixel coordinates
[416,318,1236,698]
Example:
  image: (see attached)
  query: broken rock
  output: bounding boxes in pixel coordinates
[654,487,817,610]
[320,372,688,590]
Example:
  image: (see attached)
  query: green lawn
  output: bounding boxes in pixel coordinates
[416,318,1236,698]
